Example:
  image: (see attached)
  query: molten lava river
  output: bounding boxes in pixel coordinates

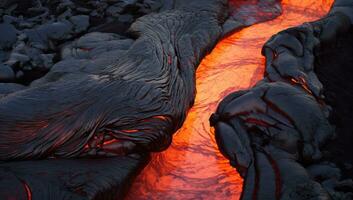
[126,0,334,199]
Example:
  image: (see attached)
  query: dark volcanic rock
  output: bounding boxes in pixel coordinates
[0,0,283,199]
[315,18,353,180]
[31,32,133,86]
[0,0,283,161]
[69,15,90,33]
[0,23,17,50]
[39,21,73,41]
[0,64,15,82]
[0,82,26,98]
[223,0,282,36]
[0,0,232,199]
[0,0,230,160]
[0,0,165,84]
[0,154,150,200]
[211,1,353,199]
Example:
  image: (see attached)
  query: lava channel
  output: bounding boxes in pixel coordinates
[126,0,334,199]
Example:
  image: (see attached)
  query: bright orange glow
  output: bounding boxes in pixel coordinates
[126,1,333,199]
[121,129,139,133]
[102,138,120,146]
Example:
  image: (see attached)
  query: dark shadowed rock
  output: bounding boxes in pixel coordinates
[7,52,30,67]
[0,0,284,199]
[118,14,134,23]
[0,154,150,200]
[43,21,73,40]
[69,15,90,33]
[15,70,24,79]
[0,1,231,199]
[315,7,353,181]
[0,23,17,50]
[0,64,15,82]
[211,2,353,199]
[107,4,124,17]
[0,82,25,95]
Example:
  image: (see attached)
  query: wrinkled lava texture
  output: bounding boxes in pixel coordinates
[127,0,335,199]
[0,0,280,199]
[0,0,352,199]
[209,0,353,199]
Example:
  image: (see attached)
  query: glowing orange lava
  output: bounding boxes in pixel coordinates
[126,1,333,199]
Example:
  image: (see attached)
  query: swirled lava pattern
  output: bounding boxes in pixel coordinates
[126,0,334,199]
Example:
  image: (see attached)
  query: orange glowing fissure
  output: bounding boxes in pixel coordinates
[126,1,333,199]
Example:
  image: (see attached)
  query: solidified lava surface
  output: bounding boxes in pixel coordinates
[0,0,343,199]
[126,0,334,199]
[315,22,353,179]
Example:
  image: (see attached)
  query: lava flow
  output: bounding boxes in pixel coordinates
[126,0,333,199]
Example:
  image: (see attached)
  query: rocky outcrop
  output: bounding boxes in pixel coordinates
[0,0,282,199]
[0,0,165,84]
[210,0,353,199]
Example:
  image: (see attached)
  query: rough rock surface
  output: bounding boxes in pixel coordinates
[0,0,228,199]
[0,0,231,160]
[0,154,149,199]
[0,0,283,199]
[0,0,164,85]
[210,0,353,199]
[315,0,353,182]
